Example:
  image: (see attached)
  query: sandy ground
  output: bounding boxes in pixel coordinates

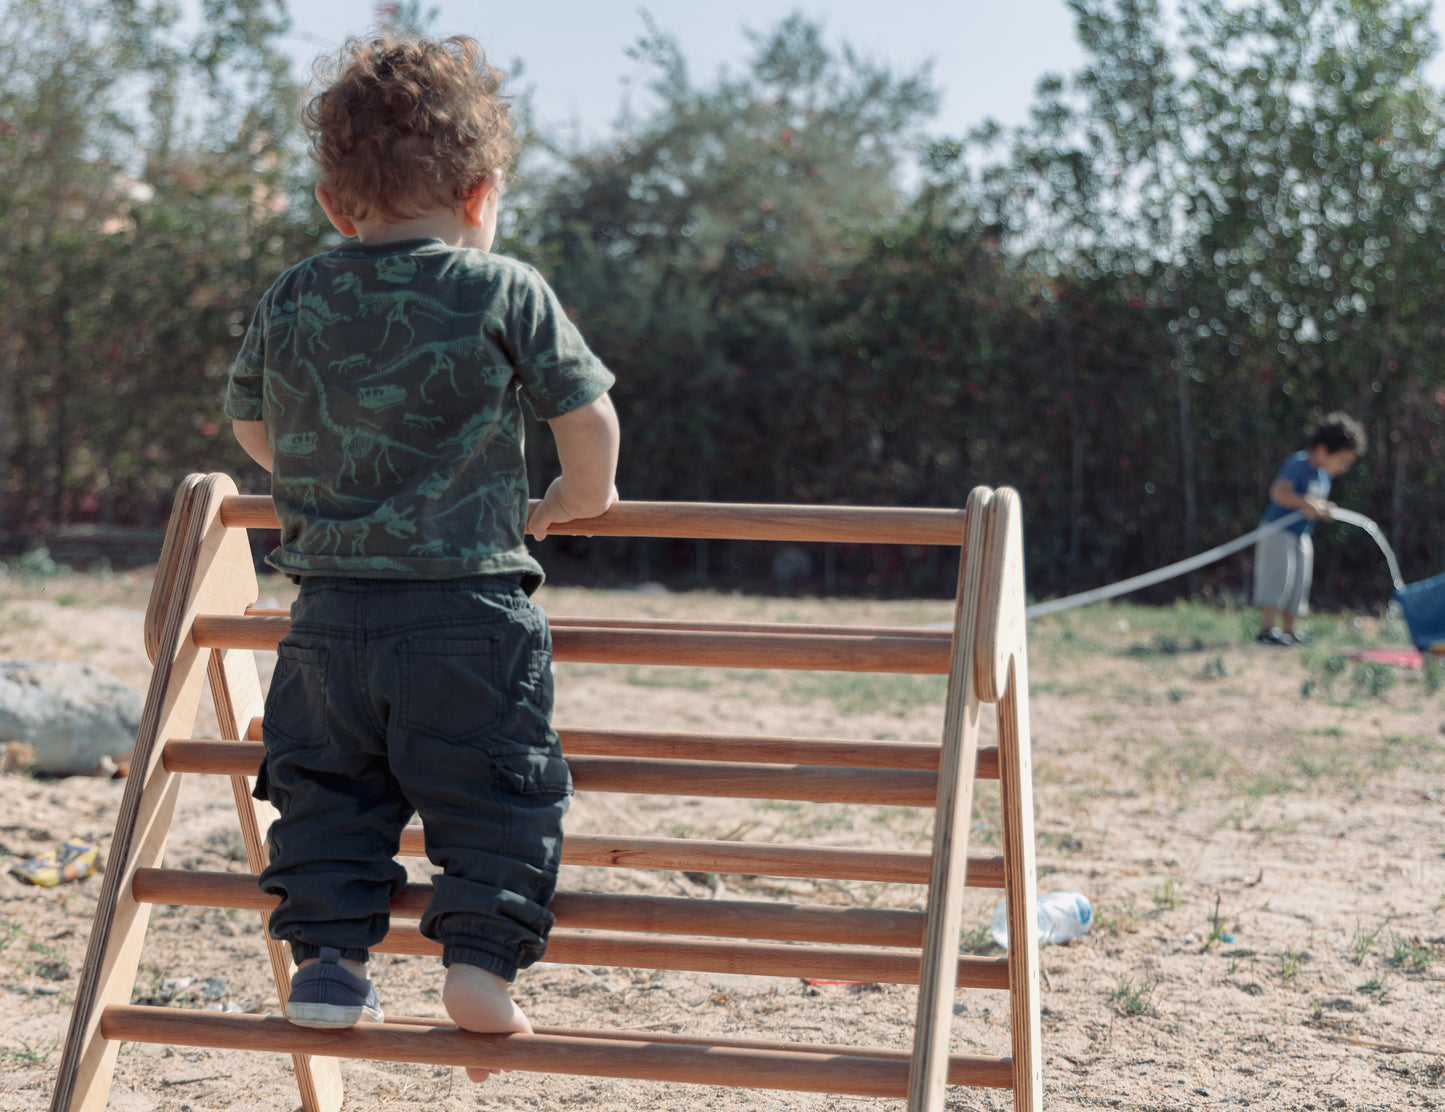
[1,567,1443,1111]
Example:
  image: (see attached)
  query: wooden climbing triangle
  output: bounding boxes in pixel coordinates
[50,473,1042,1111]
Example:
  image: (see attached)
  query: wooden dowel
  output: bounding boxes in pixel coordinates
[562,728,943,767]
[557,728,999,778]
[548,616,953,641]
[191,616,952,674]
[556,834,1003,887]
[561,626,951,674]
[161,741,939,805]
[218,496,967,547]
[133,869,930,947]
[322,923,1009,989]
[569,757,941,805]
[237,610,956,646]
[234,721,1001,777]
[227,723,999,778]
[435,1019,1013,1089]
[101,1008,1013,1094]
[193,615,288,650]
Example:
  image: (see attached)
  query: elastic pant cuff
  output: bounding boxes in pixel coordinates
[290,942,371,965]
[443,945,519,982]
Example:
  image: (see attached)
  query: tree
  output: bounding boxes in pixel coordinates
[0,0,312,541]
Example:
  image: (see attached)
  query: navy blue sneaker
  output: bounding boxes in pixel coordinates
[286,948,384,1029]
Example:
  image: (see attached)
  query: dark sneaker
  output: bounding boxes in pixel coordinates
[286,948,384,1028]
[1255,628,1292,647]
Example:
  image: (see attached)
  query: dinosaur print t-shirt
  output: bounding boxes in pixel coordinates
[225,239,614,588]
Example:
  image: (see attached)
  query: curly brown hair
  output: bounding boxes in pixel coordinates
[302,35,516,223]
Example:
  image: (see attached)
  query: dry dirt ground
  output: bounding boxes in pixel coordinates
[1,566,1443,1111]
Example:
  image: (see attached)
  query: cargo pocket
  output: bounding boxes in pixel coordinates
[263,643,329,748]
[399,636,503,743]
[492,748,573,797]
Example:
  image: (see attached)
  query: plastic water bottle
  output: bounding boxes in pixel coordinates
[988,891,1092,948]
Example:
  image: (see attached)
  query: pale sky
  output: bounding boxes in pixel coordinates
[273,1,1089,146]
[264,0,1445,167]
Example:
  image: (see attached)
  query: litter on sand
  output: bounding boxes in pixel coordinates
[10,840,101,887]
[1342,647,1427,669]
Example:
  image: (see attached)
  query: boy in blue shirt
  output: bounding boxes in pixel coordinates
[225,34,619,1081]
[1253,412,1365,646]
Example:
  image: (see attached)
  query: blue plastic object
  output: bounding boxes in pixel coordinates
[1392,571,1445,651]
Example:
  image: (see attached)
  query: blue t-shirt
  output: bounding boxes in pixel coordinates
[1260,451,1330,537]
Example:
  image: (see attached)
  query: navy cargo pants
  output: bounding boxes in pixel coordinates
[252,575,571,981]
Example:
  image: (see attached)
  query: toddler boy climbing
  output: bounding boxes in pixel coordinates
[1253,412,1365,646]
[223,34,619,1079]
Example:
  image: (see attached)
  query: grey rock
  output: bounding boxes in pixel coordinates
[0,661,143,775]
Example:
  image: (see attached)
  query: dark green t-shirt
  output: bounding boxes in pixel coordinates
[225,239,614,588]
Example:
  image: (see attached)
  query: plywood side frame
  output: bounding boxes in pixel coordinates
[51,475,251,1111]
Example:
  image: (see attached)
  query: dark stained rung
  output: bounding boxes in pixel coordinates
[101,1007,1014,1094]
[135,868,930,946]
[218,495,969,547]
[190,615,952,674]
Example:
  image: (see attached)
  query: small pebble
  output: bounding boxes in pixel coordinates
[202,976,228,1000]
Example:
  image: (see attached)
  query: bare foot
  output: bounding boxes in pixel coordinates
[443,963,531,1082]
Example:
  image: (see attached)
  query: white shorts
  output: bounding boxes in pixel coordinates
[1252,529,1313,617]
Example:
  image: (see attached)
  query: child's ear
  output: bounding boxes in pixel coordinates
[462,170,503,226]
[314,184,358,238]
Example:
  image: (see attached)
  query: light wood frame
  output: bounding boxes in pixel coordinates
[51,475,1040,1112]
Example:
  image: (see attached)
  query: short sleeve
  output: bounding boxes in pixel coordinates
[502,268,615,421]
[224,297,269,422]
[1274,454,1316,496]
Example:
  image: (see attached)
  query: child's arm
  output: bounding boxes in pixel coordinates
[528,393,620,541]
[1268,478,1331,521]
[232,420,273,473]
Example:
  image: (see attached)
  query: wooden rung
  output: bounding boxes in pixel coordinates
[161,740,940,805]
[544,756,940,805]
[101,1007,1014,1094]
[134,869,931,947]
[208,920,1008,987]
[129,869,1005,983]
[237,720,1001,778]
[218,496,969,547]
[238,608,956,647]
[559,728,1000,778]
[550,616,954,641]
[397,1016,1011,1087]
[190,615,951,674]
[536,833,1003,887]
